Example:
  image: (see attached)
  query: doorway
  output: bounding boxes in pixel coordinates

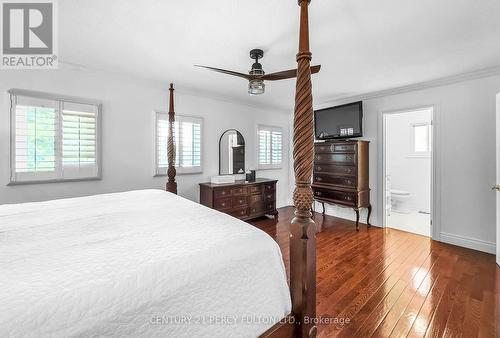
[382,107,434,237]
[496,93,500,266]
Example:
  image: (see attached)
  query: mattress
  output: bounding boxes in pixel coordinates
[0,190,291,337]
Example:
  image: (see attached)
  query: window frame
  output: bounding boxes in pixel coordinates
[154,112,203,176]
[8,89,102,185]
[409,121,432,158]
[257,124,284,170]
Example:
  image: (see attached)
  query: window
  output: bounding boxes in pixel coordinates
[155,113,202,175]
[410,121,432,156]
[10,90,101,184]
[257,125,283,169]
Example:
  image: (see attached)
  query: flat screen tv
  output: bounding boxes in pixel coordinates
[314,101,363,140]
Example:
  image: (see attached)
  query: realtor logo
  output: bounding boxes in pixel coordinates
[1,0,58,69]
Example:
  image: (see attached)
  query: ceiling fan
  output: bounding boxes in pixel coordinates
[195,49,321,95]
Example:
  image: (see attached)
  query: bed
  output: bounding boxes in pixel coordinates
[0,190,291,337]
[1,1,318,337]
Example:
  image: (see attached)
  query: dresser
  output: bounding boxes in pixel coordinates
[199,178,278,221]
[312,140,371,230]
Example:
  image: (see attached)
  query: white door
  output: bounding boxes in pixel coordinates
[496,93,500,266]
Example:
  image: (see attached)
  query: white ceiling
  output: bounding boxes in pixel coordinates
[59,0,500,111]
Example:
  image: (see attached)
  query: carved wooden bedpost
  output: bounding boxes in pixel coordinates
[290,0,317,337]
[166,83,178,194]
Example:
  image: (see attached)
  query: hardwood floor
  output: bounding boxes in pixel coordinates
[250,207,500,338]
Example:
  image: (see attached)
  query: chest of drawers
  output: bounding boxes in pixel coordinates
[312,140,371,230]
[199,178,278,221]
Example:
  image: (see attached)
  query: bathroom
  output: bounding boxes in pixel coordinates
[384,108,432,237]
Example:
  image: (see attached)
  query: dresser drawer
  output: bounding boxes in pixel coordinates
[231,186,246,196]
[249,204,264,215]
[232,196,248,207]
[313,188,357,206]
[249,194,263,205]
[214,197,232,210]
[264,201,275,212]
[249,185,262,194]
[214,188,232,198]
[332,143,356,153]
[314,153,356,165]
[314,164,356,176]
[315,143,356,154]
[313,174,356,188]
[263,191,275,201]
[229,207,248,218]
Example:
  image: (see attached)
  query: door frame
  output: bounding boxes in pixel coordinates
[496,93,500,266]
[377,104,441,240]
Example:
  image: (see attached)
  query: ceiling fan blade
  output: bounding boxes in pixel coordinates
[194,65,251,80]
[260,65,321,81]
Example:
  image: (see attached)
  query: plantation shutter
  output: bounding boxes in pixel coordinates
[13,95,58,182]
[61,102,99,179]
[258,125,283,169]
[10,91,101,184]
[258,129,271,165]
[156,113,202,175]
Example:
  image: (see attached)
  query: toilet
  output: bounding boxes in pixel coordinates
[390,189,411,214]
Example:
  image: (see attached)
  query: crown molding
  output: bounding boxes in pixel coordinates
[317,65,500,108]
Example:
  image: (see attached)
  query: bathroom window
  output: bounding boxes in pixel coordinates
[410,122,432,156]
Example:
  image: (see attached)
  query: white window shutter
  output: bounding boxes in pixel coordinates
[155,113,202,175]
[61,101,99,179]
[258,125,283,169]
[10,91,101,184]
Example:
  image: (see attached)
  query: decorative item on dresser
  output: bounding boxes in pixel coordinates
[199,178,278,221]
[312,140,372,231]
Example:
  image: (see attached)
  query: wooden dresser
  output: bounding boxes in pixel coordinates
[199,178,278,221]
[312,140,371,230]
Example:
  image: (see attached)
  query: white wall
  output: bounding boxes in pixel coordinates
[304,73,500,254]
[386,110,431,213]
[0,67,290,207]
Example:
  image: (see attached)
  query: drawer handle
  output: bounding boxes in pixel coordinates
[345,196,352,201]
[346,180,351,185]
[317,166,322,171]
[221,202,226,207]
[239,199,244,203]
[346,155,352,160]
[315,191,322,196]
[346,168,352,174]
[316,155,321,160]
[267,194,273,199]
[316,177,322,181]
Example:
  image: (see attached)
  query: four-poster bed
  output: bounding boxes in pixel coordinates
[167,1,318,337]
[0,1,318,337]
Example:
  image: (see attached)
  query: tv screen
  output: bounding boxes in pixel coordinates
[314,101,363,140]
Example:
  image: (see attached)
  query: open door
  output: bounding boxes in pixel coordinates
[496,93,500,266]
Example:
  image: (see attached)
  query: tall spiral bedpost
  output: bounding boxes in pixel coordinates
[290,0,317,337]
[166,83,178,194]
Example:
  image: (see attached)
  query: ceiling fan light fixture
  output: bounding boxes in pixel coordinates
[248,79,265,95]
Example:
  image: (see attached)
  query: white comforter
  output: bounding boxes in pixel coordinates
[0,190,291,338]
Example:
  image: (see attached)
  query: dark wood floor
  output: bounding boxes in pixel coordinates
[250,207,500,338]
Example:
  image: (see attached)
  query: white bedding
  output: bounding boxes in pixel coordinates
[0,190,291,338]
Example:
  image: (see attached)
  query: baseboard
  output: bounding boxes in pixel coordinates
[440,232,496,254]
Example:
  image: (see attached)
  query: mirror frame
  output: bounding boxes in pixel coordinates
[218,129,245,175]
